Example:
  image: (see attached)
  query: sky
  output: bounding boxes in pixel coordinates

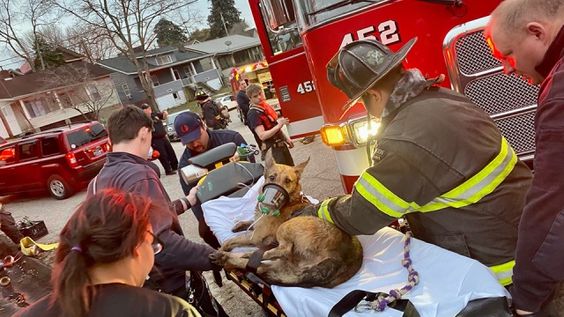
[0,0,256,70]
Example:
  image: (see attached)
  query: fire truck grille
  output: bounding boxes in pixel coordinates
[455,31,501,75]
[464,73,539,116]
[494,111,536,155]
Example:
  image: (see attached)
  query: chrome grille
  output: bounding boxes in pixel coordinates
[455,31,501,76]
[464,73,539,116]
[495,111,536,155]
[447,24,539,159]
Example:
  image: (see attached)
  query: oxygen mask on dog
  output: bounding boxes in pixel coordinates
[257,183,290,217]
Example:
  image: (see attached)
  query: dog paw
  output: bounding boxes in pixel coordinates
[209,251,229,266]
[231,221,252,232]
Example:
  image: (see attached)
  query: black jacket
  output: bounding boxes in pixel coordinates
[14,283,198,317]
[236,90,250,119]
[324,87,531,268]
[87,152,216,293]
[511,25,564,312]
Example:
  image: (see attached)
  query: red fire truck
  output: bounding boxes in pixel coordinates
[250,0,538,193]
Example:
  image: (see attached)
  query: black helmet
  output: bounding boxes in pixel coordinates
[195,90,209,101]
[327,37,417,113]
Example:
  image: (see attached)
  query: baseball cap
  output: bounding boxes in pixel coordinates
[174,112,203,144]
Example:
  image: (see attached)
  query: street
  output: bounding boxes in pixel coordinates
[4,109,345,316]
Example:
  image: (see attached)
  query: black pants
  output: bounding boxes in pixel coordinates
[152,137,178,173]
[172,271,229,317]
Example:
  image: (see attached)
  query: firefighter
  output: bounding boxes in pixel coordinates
[196,90,228,130]
[487,0,564,315]
[296,38,532,287]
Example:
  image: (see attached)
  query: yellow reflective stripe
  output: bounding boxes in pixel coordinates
[354,171,420,218]
[489,260,515,286]
[317,199,334,224]
[419,137,517,212]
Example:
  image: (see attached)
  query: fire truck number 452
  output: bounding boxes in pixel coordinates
[296,20,399,95]
[340,20,400,48]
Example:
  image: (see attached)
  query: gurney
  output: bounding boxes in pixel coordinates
[202,177,511,317]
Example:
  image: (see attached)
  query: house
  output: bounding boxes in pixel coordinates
[186,34,264,79]
[98,46,222,112]
[0,61,121,139]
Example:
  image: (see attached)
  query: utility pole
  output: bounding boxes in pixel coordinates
[219,12,229,37]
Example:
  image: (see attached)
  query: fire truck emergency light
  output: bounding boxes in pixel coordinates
[320,125,347,146]
[351,118,380,146]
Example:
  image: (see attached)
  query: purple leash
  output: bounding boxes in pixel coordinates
[356,231,420,312]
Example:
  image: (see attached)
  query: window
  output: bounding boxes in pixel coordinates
[66,123,108,149]
[24,99,48,118]
[296,0,378,28]
[0,146,16,165]
[121,83,131,98]
[259,0,302,56]
[18,141,39,161]
[183,66,193,78]
[86,84,101,101]
[156,55,173,65]
[172,92,179,100]
[41,137,61,156]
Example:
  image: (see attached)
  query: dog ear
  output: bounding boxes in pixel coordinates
[264,149,275,170]
[293,156,310,178]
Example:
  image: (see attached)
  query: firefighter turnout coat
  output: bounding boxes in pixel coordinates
[318,87,532,286]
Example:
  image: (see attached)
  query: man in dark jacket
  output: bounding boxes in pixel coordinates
[87,105,226,316]
[298,38,532,288]
[175,111,254,248]
[487,0,564,315]
[141,104,178,175]
[236,79,250,124]
[196,92,226,130]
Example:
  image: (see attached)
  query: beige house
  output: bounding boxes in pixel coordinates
[0,61,121,139]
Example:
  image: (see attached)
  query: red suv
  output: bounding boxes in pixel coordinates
[0,122,109,199]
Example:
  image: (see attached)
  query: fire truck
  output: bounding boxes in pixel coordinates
[249,0,539,193]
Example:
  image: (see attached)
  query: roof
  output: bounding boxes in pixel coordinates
[186,35,260,55]
[98,46,209,74]
[0,61,112,100]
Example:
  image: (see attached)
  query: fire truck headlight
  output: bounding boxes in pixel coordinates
[320,125,347,146]
[350,118,380,145]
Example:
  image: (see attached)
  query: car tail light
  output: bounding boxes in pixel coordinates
[65,152,78,168]
[102,143,111,152]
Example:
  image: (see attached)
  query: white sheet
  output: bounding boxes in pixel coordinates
[202,178,509,317]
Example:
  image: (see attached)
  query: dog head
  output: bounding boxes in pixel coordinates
[263,150,310,204]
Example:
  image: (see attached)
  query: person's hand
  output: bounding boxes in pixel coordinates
[277,117,289,126]
[286,138,294,149]
[187,186,199,206]
[230,152,240,162]
[515,309,536,316]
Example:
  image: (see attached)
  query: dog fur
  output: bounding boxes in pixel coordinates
[210,151,363,288]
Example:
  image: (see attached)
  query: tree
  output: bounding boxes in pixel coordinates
[188,28,211,43]
[154,18,188,48]
[33,35,65,69]
[65,25,117,63]
[0,0,57,72]
[40,62,118,121]
[207,0,241,39]
[229,21,251,37]
[53,0,197,110]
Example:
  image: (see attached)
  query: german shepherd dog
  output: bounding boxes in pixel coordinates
[210,152,363,288]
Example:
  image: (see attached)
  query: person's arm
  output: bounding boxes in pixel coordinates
[254,117,288,141]
[311,140,443,236]
[128,177,218,271]
[511,84,564,313]
[177,150,195,196]
[202,104,218,127]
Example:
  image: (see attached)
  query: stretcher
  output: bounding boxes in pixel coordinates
[202,177,512,317]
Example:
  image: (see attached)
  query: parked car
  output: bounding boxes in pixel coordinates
[214,94,238,111]
[166,111,185,142]
[0,122,110,199]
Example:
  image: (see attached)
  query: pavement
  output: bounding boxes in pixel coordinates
[3,108,344,316]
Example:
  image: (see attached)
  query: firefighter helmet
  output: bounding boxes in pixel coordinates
[327,37,417,113]
[195,90,209,101]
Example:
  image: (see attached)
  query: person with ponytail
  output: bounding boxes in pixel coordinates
[14,189,200,317]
